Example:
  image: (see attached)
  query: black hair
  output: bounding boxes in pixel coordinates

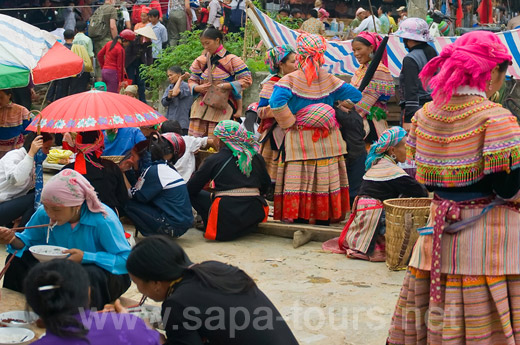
[0,89,13,98]
[132,139,150,158]
[352,36,372,47]
[109,35,119,51]
[127,236,257,294]
[77,130,100,144]
[39,0,49,5]
[64,29,75,40]
[291,8,302,15]
[160,120,182,135]
[280,51,294,64]
[310,9,318,18]
[279,8,289,14]
[167,66,183,75]
[148,132,177,164]
[24,260,90,341]
[76,21,87,32]
[498,60,510,73]
[200,27,224,42]
[370,6,378,15]
[148,9,160,18]
[23,132,54,152]
[379,5,390,14]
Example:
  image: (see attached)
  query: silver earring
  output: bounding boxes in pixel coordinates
[391,154,397,160]
[489,80,493,91]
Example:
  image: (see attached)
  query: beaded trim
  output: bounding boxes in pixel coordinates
[440,97,486,111]
[414,123,488,143]
[425,102,501,124]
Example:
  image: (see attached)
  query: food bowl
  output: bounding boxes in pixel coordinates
[29,245,68,262]
[0,312,38,328]
[0,328,34,344]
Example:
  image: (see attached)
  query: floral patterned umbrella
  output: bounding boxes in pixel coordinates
[26,90,167,133]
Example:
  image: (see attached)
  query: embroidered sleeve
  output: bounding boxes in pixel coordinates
[230,55,252,90]
[355,68,395,116]
[406,115,418,161]
[482,112,520,174]
[189,55,205,87]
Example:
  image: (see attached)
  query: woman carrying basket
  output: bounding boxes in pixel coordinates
[322,127,427,261]
[388,31,520,343]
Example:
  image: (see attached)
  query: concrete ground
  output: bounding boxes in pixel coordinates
[1,227,406,344]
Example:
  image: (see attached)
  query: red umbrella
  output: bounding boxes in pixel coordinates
[26,90,167,133]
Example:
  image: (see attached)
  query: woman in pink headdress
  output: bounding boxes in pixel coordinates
[388,31,520,344]
[351,31,394,142]
[0,169,131,310]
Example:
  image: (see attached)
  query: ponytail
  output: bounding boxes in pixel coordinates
[109,35,120,51]
[24,260,90,341]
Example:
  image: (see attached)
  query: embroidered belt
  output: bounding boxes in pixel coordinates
[214,188,260,197]
[425,194,520,302]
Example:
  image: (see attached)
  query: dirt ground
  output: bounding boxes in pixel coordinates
[1,226,406,345]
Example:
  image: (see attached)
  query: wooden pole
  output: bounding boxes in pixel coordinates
[242,11,249,60]
[367,0,378,33]
[246,0,275,48]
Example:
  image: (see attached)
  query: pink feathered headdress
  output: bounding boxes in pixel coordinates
[357,31,388,67]
[420,31,512,105]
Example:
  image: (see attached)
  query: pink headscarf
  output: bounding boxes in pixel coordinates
[420,31,512,106]
[356,32,388,67]
[41,169,107,216]
[318,8,329,21]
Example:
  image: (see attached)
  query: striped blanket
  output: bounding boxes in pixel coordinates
[249,6,520,79]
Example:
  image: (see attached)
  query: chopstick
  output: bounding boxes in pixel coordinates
[127,295,148,309]
[11,224,51,231]
[0,250,17,280]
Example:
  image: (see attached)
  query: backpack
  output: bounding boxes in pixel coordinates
[88,5,110,39]
[230,0,246,27]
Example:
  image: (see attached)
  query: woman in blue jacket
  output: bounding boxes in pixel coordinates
[124,132,193,237]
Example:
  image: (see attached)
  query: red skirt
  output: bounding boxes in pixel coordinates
[274,156,349,222]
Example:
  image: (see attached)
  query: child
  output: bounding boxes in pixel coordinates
[161,66,193,136]
[147,9,167,60]
[124,132,193,237]
[161,120,213,182]
[25,260,160,344]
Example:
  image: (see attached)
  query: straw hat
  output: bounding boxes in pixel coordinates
[135,26,157,40]
[124,85,139,96]
[355,7,366,16]
[397,6,406,12]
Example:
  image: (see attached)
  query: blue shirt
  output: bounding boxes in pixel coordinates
[131,161,193,231]
[8,203,131,275]
[161,81,193,130]
[269,83,362,114]
[103,127,147,156]
[148,22,168,59]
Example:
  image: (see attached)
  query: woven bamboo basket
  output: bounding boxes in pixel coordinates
[383,198,432,271]
[101,155,125,164]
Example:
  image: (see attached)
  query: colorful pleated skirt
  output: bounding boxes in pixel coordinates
[273,155,349,222]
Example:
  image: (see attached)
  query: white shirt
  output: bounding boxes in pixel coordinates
[353,15,381,34]
[230,0,246,10]
[208,0,222,28]
[175,136,208,182]
[0,148,35,203]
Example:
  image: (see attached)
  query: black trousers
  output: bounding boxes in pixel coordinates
[3,251,131,310]
[0,192,35,227]
[346,151,367,206]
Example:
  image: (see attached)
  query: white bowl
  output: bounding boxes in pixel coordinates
[0,311,38,328]
[29,245,68,262]
[0,328,34,344]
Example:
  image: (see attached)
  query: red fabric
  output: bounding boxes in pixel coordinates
[199,8,209,24]
[456,0,463,27]
[204,197,221,240]
[97,41,126,83]
[477,0,493,24]
[32,42,83,85]
[274,187,349,222]
[132,2,162,24]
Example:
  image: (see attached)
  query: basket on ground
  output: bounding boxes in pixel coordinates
[383,198,431,271]
[101,155,125,164]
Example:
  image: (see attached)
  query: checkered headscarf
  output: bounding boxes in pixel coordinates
[365,126,407,170]
[265,45,295,75]
[296,34,327,86]
[214,120,259,177]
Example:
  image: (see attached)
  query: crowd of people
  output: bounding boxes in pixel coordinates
[0,0,520,342]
